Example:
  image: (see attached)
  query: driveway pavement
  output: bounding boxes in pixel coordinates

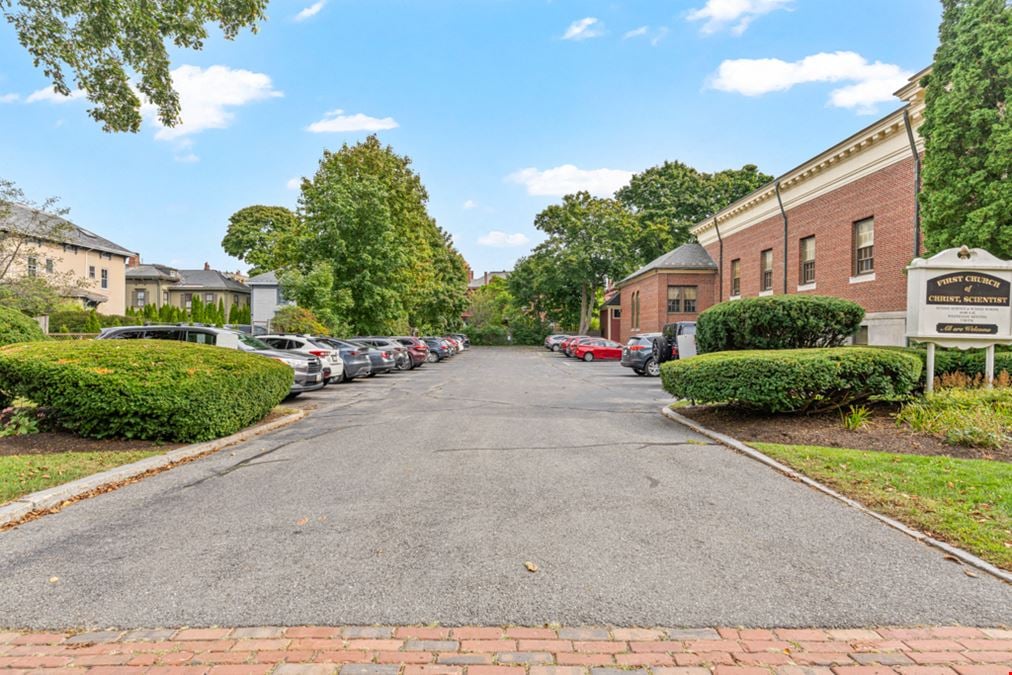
[0,347,1009,629]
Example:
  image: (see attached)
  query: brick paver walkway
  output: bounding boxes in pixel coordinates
[1,626,1009,674]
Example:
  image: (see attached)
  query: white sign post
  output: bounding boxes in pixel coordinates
[906,246,1012,392]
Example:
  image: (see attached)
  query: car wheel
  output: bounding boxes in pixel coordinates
[552,344,560,352]
[583,352,594,362]
[645,358,661,377]
[426,352,437,363]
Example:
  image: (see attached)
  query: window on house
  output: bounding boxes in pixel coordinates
[233,294,239,306]
[27,256,38,277]
[45,258,54,274]
[667,286,698,313]
[276,287,286,304]
[852,325,869,345]
[204,292,215,303]
[854,218,874,275]
[731,259,741,296]
[800,236,816,284]
[100,252,112,260]
[88,265,96,279]
[183,293,193,310]
[760,249,773,291]
[134,289,147,308]
[100,269,108,289]
[163,290,170,304]
[612,307,621,319]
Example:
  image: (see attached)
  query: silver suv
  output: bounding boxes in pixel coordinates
[259,334,345,384]
[97,325,325,396]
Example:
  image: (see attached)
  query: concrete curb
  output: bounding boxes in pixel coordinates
[0,409,307,528]
[661,405,1012,585]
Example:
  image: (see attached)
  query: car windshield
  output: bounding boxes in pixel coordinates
[682,324,696,335]
[237,333,272,351]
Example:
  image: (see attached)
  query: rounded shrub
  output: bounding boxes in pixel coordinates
[0,340,293,442]
[695,295,865,353]
[0,305,47,347]
[660,347,923,413]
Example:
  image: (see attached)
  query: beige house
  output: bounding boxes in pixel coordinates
[2,204,135,315]
[125,262,250,316]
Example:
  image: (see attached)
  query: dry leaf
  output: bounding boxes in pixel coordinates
[48,576,59,584]
[963,569,978,578]
[524,561,539,573]
[942,554,960,563]
[295,517,309,526]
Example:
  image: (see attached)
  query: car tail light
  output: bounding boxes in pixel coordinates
[629,345,646,351]
[349,350,359,356]
[382,351,391,358]
[309,349,329,357]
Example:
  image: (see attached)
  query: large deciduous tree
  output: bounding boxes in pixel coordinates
[920,0,1011,258]
[2,0,267,132]
[616,162,772,260]
[222,205,303,276]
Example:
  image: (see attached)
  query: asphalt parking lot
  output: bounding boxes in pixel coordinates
[0,347,1009,629]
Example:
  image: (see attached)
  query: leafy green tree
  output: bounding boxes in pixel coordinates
[222,206,303,275]
[271,306,329,335]
[616,162,772,259]
[2,0,268,133]
[920,0,1011,258]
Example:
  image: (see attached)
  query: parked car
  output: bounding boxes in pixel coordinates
[562,336,593,357]
[353,337,412,370]
[544,334,569,352]
[574,338,624,362]
[421,336,452,362]
[652,321,697,365]
[314,337,373,380]
[393,336,430,368]
[445,333,470,349]
[442,336,462,353]
[620,333,662,376]
[259,334,345,384]
[97,325,325,395]
[348,340,396,375]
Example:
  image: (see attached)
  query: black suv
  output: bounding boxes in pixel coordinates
[651,321,697,367]
[620,333,662,377]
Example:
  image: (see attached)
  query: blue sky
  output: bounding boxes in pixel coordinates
[0,0,941,276]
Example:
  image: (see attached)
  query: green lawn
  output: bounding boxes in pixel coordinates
[753,443,1012,570]
[0,451,161,504]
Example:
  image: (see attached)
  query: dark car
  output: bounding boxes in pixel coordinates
[544,334,569,351]
[314,337,373,381]
[354,337,413,370]
[421,336,452,362]
[393,336,429,368]
[97,325,325,395]
[348,340,396,375]
[652,321,697,365]
[620,333,662,376]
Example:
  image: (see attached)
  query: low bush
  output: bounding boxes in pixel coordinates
[660,347,923,413]
[0,305,47,347]
[48,308,131,333]
[695,295,865,353]
[0,340,292,442]
[897,387,1012,449]
[464,324,509,346]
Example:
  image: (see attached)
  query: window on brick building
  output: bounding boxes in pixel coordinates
[800,236,816,284]
[731,259,741,296]
[27,256,37,277]
[760,249,773,291]
[853,218,874,275]
[667,286,698,313]
[632,291,640,330]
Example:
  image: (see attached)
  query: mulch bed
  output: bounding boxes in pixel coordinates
[678,403,1012,462]
[0,432,181,457]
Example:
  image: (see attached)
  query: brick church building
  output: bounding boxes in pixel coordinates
[614,68,928,347]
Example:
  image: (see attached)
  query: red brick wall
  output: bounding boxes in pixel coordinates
[703,157,918,313]
[618,271,717,343]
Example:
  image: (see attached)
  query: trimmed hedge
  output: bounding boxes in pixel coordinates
[0,340,293,442]
[695,295,865,353]
[0,305,47,347]
[48,309,131,333]
[660,347,923,413]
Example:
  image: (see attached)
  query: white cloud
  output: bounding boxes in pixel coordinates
[26,87,86,104]
[623,26,649,39]
[563,17,604,41]
[151,65,282,141]
[463,199,477,210]
[709,51,912,114]
[294,0,325,22]
[0,93,20,103]
[478,231,531,247]
[286,177,302,190]
[507,165,633,198]
[687,0,791,35]
[306,109,399,133]
[651,27,670,46]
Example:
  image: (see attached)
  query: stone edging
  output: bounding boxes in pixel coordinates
[660,405,1012,586]
[0,409,307,529]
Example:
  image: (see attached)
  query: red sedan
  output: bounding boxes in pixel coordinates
[574,338,624,362]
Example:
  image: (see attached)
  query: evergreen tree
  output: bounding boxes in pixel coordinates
[216,298,226,327]
[190,296,204,323]
[84,309,102,333]
[920,0,1011,257]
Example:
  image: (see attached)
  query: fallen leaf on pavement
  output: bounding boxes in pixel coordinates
[524,561,539,573]
[295,517,309,526]
[963,569,978,578]
[48,576,59,584]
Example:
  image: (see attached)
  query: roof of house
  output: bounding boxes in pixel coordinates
[468,270,510,289]
[618,243,717,285]
[176,269,250,293]
[125,264,179,281]
[247,270,280,286]
[2,203,135,258]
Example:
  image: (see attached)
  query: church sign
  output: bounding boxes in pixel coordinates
[906,247,1012,391]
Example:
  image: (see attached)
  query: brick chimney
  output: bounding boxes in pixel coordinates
[127,255,140,268]
[484,271,489,285]
[204,262,211,271]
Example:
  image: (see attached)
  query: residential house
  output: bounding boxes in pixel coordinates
[248,270,291,332]
[125,261,251,316]
[1,203,136,315]
[616,68,928,346]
